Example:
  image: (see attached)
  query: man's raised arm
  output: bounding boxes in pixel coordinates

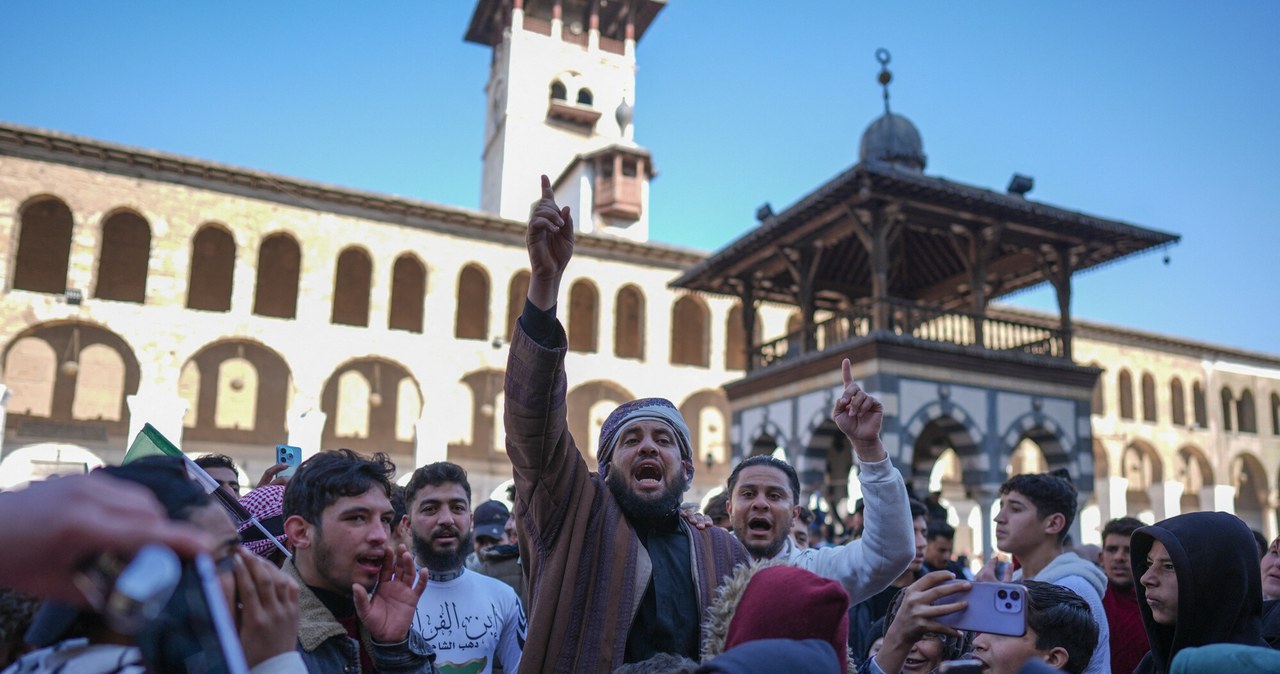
[526,174,574,312]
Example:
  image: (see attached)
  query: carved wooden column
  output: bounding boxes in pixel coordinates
[948,221,1005,348]
[782,244,823,355]
[846,204,898,332]
[1037,244,1077,360]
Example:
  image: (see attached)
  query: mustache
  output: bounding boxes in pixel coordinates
[431,525,462,538]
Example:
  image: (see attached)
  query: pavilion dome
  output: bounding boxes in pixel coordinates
[858,112,926,172]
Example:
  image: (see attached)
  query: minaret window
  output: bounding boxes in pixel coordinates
[550,81,567,101]
[576,88,593,106]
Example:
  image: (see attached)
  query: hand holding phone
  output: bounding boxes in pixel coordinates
[275,444,302,479]
[930,580,1027,636]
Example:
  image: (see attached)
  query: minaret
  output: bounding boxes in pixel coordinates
[465,0,663,242]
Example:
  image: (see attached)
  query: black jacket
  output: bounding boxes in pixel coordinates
[1130,511,1266,674]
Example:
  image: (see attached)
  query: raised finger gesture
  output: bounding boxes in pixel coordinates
[831,358,885,459]
[526,174,575,309]
[354,544,428,644]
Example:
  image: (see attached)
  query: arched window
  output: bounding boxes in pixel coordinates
[506,271,531,339]
[178,361,200,428]
[334,370,372,439]
[252,234,301,319]
[4,337,56,417]
[455,264,490,340]
[1141,372,1157,423]
[1221,387,1235,431]
[95,211,150,303]
[670,296,710,367]
[726,305,747,371]
[388,254,426,333]
[577,88,594,106]
[567,280,598,353]
[1192,381,1207,428]
[1271,393,1280,436]
[331,247,372,327]
[1090,365,1105,415]
[188,225,235,312]
[615,285,645,359]
[1118,369,1134,420]
[1170,377,1186,426]
[1238,389,1257,433]
[396,377,422,443]
[72,344,125,421]
[13,197,74,294]
[550,81,567,101]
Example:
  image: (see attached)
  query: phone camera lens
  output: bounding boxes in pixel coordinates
[997,589,1008,599]
[1005,602,1013,609]
[1010,590,1020,601]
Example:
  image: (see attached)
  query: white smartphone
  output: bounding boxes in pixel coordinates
[929,581,1027,636]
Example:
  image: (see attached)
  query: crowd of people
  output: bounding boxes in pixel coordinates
[2,175,1279,673]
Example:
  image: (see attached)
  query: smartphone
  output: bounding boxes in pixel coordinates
[937,659,984,674]
[930,581,1026,636]
[275,444,302,478]
[135,554,250,674]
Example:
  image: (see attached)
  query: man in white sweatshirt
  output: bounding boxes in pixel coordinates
[982,470,1111,674]
[724,358,915,606]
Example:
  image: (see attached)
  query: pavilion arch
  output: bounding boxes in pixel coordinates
[801,418,855,512]
[743,423,789,463]
[187,223,236,312]
[505,271,531,340]
[678,389,731,467]
[567,279,599,353]
[906,414,981,491]
[999,414,1075,476]
[321,357,420,455]
[670,295,710,367]
[388,253,426,333]
[1231,452,1269,532]
[456,263,491,341]
[566,380,634,464]
[179,339,291,445]
[94,208,151,303]
[2,321,140,438]
[12,195,74,294]
[253,232,301,319]
[331,246,373,327]
[457,368,503,457]
[1175,445,1213,513]
[1121,440,1163,521]
[614,284,645,360]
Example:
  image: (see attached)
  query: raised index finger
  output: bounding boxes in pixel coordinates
[540,174,555,201]
[842,358,853,388]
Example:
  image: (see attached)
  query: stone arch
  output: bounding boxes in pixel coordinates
[567,279,599,353]
[1238,389,1258,434]
[0,443,105,490]
[455,263,491,340]
[1141,372,1158,423]
[670,295,710,367]
[566,380,634,465]
[2,321,140,439]
[725,303,761,371]
[799,418,854,512]
[679,389,730,467]
[900,396,984,485]
[331,246,373,327]
[1169,377,1187,426]
[187,223,236,312]
[253,232,301,319]
[742,420,789,463]
[388,253,426,333]
[614,284,645,360]
[505,271,531,340]
[94,208,151,303]
[321,357,420,455]
[457,368,503,457]
[181,339,290,445]
[999,412,1079,479]
[1175,445,1213,513]
[12,195,74,294]
[1231,452,1268,532]
[1118,369,1135,420]
[1122,440,1163,520]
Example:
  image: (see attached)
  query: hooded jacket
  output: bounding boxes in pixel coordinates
[1013,551,1110,674]
[1130,511,1266,674]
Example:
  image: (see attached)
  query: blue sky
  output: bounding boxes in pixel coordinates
[3,2,1277,355]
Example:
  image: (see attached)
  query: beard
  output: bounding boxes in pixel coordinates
[606,468,686,523]
[413,527,472,572]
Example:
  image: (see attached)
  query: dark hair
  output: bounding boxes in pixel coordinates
[389,485,408,526]
[1253,529,1269,560]
[283,449,395,524]
[193,453,238,473]
[909,499,928,521]
[1101,516,1144,541]
[704,491,730,522]
[727,455,801,504]
[926,520,955,542]
[99,456,211,521]
[1000,470,1077,542]
[404,462,472,509]
[1023,580,1098,674]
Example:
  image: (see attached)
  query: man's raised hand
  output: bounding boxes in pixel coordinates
[832,358,887,461]
[526,174,575,310]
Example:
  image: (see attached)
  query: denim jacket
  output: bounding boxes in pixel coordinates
[285,561,437,674]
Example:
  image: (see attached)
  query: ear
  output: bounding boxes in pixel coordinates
[792,504,803,523]
[1042,646,1070,669]
[1043,512,1067,537]
[398,514,410,531]
[284,514,312,549]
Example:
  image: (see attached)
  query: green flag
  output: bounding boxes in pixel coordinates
[122,423,184,464]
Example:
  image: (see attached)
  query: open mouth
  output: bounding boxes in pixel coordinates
[903,656,929,670]
[746,517,772,536]
[634,462,663,485]
[356,551,385,574]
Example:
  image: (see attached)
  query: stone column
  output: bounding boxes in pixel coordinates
[0,385,10,456]
[1093,476,1129,524]
[126,395,189,451]
[1207,483,1236,514]
[1149,480,1184,521]
[968,485,1000,561]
